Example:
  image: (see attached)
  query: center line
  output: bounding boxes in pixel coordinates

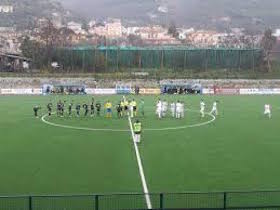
[128,116,152,209]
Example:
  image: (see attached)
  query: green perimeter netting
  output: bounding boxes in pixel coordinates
[51,46,263,72]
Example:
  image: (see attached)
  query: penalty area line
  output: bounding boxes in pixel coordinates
[128,116,152,209]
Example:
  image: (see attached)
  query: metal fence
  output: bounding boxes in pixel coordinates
[2,191,280,210]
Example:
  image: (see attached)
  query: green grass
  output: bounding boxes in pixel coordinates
[0,95,280,208]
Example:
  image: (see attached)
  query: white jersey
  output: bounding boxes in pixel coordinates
[170,103,175,111]
[176,103,182,112]
[180,103,185,114]
[162,102,168,111]
[212,102,217,110]
[200,102,205,111]
[265,104,271,112]
[156,101,162,111]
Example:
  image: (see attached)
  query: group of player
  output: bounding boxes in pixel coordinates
[33,96,272,120]
[33,97,145,119]
[156,99,185,119]
[47,99,102,118]
[155,99,219,119]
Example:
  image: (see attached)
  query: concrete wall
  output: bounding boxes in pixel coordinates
[1,77,280,89]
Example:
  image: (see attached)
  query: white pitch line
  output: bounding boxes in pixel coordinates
[128,116,152,209]
[41,114,129,132]
[41,110,216,132]
[145,111,216,131]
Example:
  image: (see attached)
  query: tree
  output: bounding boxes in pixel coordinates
[20,36,44,68]
[39,19,60,66]
[127,34,143,46]
[58,27,76,47]
[39,19,60,47]
[81,22,89,32]
[168,21,179,38]
[261,29,277,72]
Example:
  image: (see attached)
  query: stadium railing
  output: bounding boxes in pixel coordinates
[1,191,280,210]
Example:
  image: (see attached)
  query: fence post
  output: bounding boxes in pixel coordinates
[29,196,33,210]
[161,50,164,70]
[160,193,164,210]
[223,192,227,209]
[95,195,99,210]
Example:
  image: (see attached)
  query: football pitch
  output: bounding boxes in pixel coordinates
[0,94,280,198]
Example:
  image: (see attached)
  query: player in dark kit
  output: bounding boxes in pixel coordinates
[76,103,81,117]
[116,103,122,118]
[90,102,95,117]
[57,101,61,117]
[83,103,89,116]
[33,105,41,118]
[47,103,52,116]
[68,102,73,116]
[61,101,66,117]
[95,102,101,116]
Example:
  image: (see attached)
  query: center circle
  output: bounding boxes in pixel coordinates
[41,109,216,132]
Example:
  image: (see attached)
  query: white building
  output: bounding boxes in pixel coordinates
[125,27,139,35]
[67,22,84,34]
[273,29,280,38]
[106,19,122,38]
[130,25,179,45]
[178,28,195,40]
[52,13,63,28]
[134,26,169,40]
[89,19,122,38]
[88,20,96,28]
[0,5,13,13]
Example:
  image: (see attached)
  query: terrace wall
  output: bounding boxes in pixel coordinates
[1,77,280,89]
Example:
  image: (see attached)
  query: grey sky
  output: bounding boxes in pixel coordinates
[59,0,280,27]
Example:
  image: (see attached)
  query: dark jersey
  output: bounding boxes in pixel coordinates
[33,106,39,112]
[68,103,73,111]
[33,106,40,116]
[76,104,81,111]
[47,103,52,111]
[96,103,101,111]
[83,104,89,111]
[61,103,65,111]
[116,104,122,113]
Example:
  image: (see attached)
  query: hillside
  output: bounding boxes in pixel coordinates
[61,0,280,30]
[0,0,82,29]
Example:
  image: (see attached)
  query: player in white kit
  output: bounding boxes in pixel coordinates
[264,104,271,119]
[180,101,185,118]
[170,102,176,118]
[162,100,168,117]
[210,101,218,116]
[156,100,162,119]
[176,101,183,119]
[200,100,205,118]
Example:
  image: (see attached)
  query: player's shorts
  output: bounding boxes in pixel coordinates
[107,108,112,113]
[133,106,137,111]
[124,106,128,111]
[264,110,271,114]
[134,131,141,135]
